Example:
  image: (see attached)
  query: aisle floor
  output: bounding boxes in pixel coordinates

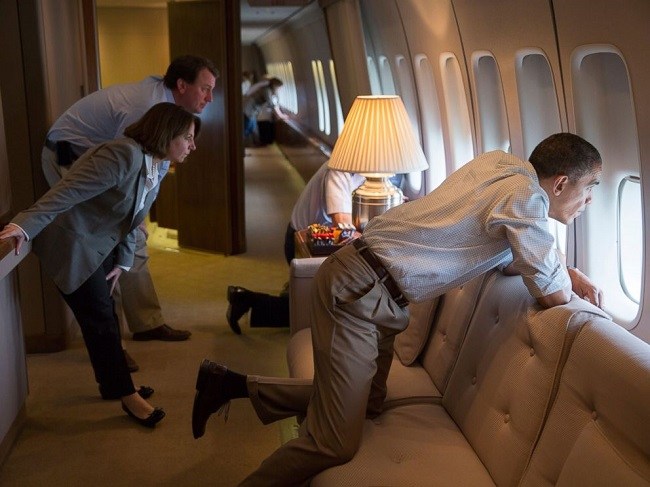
[0,145,306,486]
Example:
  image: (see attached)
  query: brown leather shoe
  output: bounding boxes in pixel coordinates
[192,359,231,439]
[132,324,191,341]
[123,349,139,372]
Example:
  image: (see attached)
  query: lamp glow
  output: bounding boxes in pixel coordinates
[328,95,428,230]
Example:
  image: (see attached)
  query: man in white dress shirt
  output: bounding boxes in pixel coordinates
[43,55,218,370]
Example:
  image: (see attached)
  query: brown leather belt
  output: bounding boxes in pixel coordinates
[353,238,408,308]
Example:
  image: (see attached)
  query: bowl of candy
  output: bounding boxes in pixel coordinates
[306,222,357,255]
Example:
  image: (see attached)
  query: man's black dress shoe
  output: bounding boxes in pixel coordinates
[101,385,154,400]
[133,324,192,341]
[192,359,231,439]
[122,403,165,428]
[226,286,252,335]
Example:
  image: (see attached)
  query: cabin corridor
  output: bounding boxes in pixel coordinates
[0,145,307,486]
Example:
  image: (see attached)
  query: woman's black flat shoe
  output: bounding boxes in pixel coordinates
[101,385,154,400]
[121,403,165,428]
[137,386,154,399]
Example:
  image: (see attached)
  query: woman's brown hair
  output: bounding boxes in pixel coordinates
[124,102,201,158]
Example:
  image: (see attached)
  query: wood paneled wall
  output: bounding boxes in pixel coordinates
[166,0,245,254]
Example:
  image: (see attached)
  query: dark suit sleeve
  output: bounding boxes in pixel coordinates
[12,142,139,239]
[115,229,137,269]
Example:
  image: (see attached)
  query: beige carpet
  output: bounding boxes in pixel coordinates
[0,145,307,486]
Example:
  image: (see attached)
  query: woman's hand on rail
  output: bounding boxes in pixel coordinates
[0,223,26,255]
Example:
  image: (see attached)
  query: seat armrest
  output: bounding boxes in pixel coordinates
[289,257,327,335]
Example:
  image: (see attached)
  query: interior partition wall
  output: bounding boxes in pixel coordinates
[166,0,244,254]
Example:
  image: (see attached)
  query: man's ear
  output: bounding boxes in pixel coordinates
[176,78,188,94]
[552,175,569,196]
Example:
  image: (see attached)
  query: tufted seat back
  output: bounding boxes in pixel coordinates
[418,271,492,396]
[519,319,650,486]
[441,272,609,486]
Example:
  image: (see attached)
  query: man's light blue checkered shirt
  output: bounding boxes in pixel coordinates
[363,150,570,303]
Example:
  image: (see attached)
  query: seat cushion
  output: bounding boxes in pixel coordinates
[394,296,439,366]
[311,403,495,487]
[287,328,441,406]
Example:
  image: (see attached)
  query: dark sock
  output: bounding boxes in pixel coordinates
[225,369,249,398]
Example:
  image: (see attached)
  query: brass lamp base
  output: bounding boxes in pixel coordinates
[352,175,404,231]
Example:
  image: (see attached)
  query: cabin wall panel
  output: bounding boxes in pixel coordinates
[0,91,10,221]
[553,0,650,339]
[391,0,473,191]
[0,269,28,463]
[0,0,76,353]
[40,0,87,124]
[452,0,567,159]
[241,44,265,82]
[257,3,337,148]
[321,0,372,116]
[359,1,420,139]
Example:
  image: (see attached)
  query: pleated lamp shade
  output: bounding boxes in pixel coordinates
[328,95,429,175]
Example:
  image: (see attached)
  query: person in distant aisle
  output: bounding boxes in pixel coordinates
[242,76,287,145]
[192,133,604,485]
[1,102,201,427]
[241,70,254,95]
[226,162,365,334]
[43,55,218,371]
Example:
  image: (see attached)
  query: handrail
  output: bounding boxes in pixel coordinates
[0,237,29,281]
[281,117,333,159]
[0,238,13,261]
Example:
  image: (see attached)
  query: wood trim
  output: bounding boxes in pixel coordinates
[225,0,245,255]
[81,0,99,93]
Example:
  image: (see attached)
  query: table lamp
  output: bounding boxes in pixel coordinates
[328,95,429,230]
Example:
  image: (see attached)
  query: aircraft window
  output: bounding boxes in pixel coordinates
[378,56,396,95]
[328,60,344,136]
[284,62,298,114]
[471,52,509,153]
[367,57,382,95]
[266,61,298,114]
[619,176,642,304]
[515,50,561,159]
[549,219,567,256]
[395,55,420,140]
[311,60,326,133]
[316,60,330,135]
[439,52,473,171]
[393,54,423,196]
[572,45,641,326]
[413,54,445,193]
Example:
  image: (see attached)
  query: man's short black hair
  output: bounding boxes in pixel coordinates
[529,133,602,182]
[268,77,283,89]
[163,55,219,90]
